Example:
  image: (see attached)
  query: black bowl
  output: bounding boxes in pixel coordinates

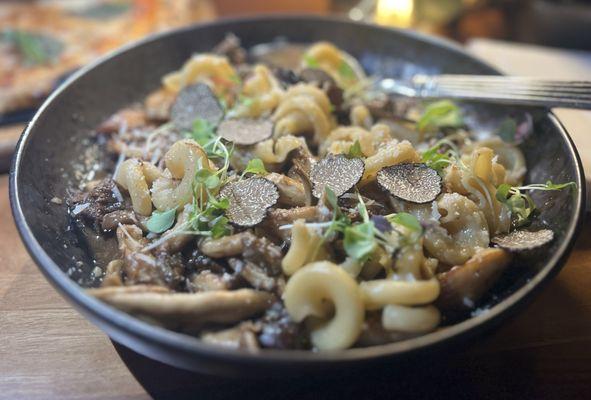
[9,16,586,377]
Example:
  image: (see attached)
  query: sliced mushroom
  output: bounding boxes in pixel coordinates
[97,107,147,134]
[144,88,175,122]
[199,232,253,258]
[228,258,281,292]
[260,205,331,241]
[87,286,274,331]
[189,270,231,292]
[201,322,260,351]
[102,259,124,287]
[88,285,171,298]
[436,248,512,313]
[264,172,308,207]
[102,210,138,232]
[200,231,283,274]
[116,224,146,257]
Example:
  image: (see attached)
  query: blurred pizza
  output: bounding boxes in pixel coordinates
[0,0,214,116]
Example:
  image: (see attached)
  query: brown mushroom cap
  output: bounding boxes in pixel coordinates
[217,119,274,145]
[377,163,442,204]
[171,83,224,131]
[220,177,279,227]
[310,154,364,198]
[436,248,512,313]
[87,286,274,330]
[492,229,554,251]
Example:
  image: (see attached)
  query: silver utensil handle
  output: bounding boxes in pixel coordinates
[411,75,591,109]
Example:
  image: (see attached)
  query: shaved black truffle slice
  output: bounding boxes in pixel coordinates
[171,83,224,131]
[217,119,274,145]
[220,178,279,227]
[492,229,554,251]
[377,163,442,204]
[310,154,364,198]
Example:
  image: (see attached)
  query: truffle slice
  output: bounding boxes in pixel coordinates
[377,163,442,204]
[220,178,279,227]
[171,83,224,131]
[492,229,554,251]
[310,154,364,198]
[217,119,273,145]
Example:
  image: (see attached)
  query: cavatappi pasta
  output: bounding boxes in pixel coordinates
[68,34,570,352]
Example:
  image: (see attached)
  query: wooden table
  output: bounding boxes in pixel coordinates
[2,40,591,399]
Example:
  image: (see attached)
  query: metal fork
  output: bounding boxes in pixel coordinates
[378,75,591,109]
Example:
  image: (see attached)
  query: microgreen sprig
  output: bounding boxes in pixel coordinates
[420,138,461,173]
[496,180,576,228]
[417,100,464,134]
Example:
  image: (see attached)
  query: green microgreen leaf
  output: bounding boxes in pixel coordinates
[187,118,216,147]
[496,180,576,228]
[146,208,177,234]
[242,158,267,177]
[210,215,231,239]
[303,54,320,68]
[387,212,422,236]
[421,141,457,173]
[346,140,364,159]
[338,61,356,80]
[417,100,463,133]
[344,221,377,262]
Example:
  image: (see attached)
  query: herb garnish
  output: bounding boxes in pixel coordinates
[346,140,364,159]
[420,138,460,173]
[417,100,463,133]
[338,61,356,81]
[241,158,267,178]
[496,181,576,227]
[186,118,216,147]
[303,54,320,68]
[143,131,234,251]
[146,208,177,234]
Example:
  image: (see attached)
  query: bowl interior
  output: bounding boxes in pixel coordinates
[11,16,585,373]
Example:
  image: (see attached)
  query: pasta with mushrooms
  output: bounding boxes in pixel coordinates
[66,35,574,352]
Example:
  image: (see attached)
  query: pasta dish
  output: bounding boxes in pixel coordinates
[67,34,575,351]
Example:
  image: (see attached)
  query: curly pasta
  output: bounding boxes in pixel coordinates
[425,193,490,266]
[272,84,335,145]
[283,261,365,350]
[350,104,373,129]
[282,220,329,275]
[162,54,238,101]
[360,139,421,185]
[463,138,526,186]
[360,279,440,310]
[115,159,162,215]
[302,42,366,90]
[320,123,391,158]
[445,147,511,235]
[151,139,212,211]
[382,304,441,333]
[229,64,284,118]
